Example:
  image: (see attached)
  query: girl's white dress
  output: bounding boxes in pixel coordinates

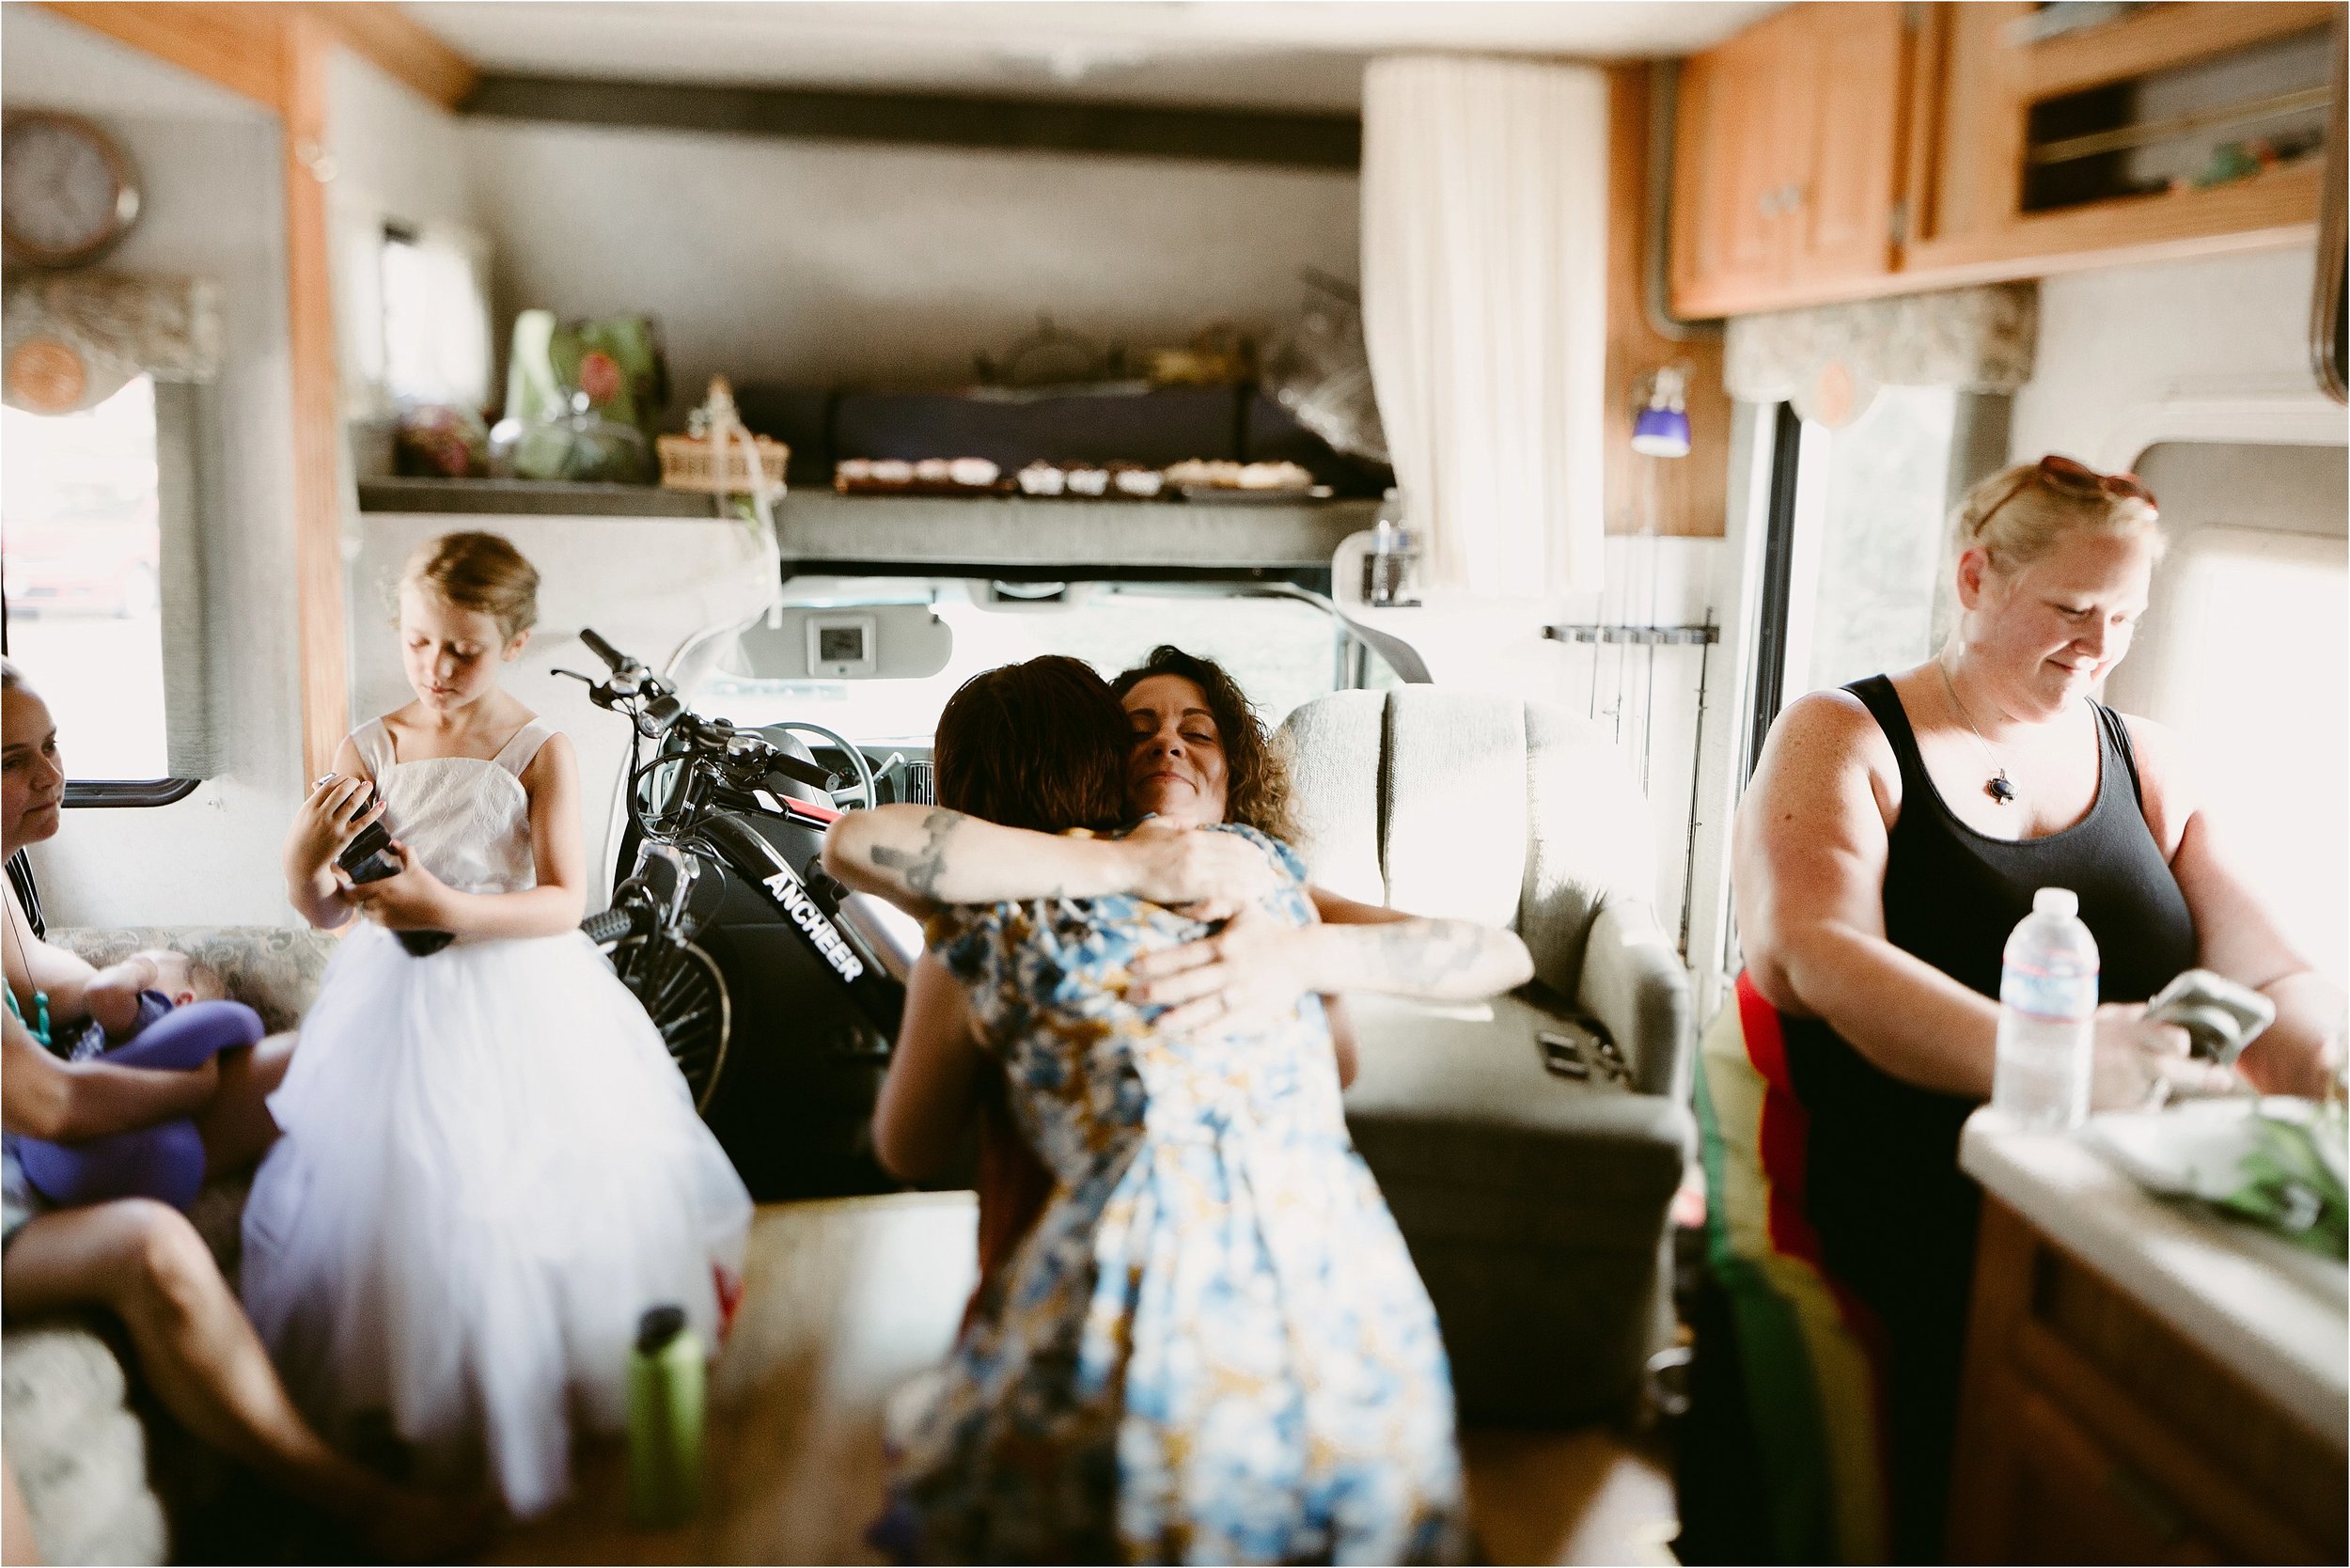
[241,717,753,1518]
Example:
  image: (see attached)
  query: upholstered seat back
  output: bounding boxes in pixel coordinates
[1277,688,1658,999]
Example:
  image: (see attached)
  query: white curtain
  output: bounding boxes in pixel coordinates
[1361,55,1610,596]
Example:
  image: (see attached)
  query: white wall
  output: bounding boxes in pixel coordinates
[461,118,1361,400]
[7,12,307,928]
[2012,244,2338,468]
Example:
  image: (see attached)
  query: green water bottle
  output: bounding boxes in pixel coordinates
[627,1304,705,1527]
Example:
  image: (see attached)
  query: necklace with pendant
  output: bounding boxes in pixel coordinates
[1936,658,2018,805]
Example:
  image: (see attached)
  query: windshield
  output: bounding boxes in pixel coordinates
[689,578,1407,748]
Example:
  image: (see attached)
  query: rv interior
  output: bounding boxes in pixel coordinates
[0,1,2344,1563]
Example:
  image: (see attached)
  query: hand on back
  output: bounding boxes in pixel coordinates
[1125,818,1280,922]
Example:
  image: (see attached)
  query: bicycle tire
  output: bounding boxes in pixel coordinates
[607,933,731,1114]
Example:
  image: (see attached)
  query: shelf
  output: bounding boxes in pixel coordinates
[356,477,1378,572]
[2025,2,2338,100]
[774,491,1377,572]
[357,476,720,518]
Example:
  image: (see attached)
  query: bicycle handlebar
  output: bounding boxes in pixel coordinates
[580,627,629,673]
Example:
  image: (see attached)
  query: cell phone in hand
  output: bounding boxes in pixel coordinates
[2145,968,2275,1066]
[334,784,402,886]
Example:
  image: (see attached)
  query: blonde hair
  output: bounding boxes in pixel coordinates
[1951,459,2165,573]
[1,658,23,693]
[399,531,541,640]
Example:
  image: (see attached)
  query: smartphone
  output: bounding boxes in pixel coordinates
[2145,968,2275,1066]
[332,782,401,886]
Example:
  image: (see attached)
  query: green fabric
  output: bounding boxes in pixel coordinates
[1693,1042,1835,1564]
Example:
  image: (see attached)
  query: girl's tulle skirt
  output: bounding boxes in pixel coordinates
[241,921,752,1518]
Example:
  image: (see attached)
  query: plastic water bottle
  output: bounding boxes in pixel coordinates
[627,1304,705,1527]
[1993,887,2100,1132]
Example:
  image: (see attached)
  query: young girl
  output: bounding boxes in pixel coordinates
[870,657,1465,1564]
[242,531,752,1519]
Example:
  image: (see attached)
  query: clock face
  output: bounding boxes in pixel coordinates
[3,112,139,268]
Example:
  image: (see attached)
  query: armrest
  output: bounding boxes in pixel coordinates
[1573,899,1693,1101]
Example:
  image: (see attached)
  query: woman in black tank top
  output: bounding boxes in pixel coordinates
[1679,458,2342,1565]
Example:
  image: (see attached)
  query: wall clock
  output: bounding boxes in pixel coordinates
[3,111,142,269]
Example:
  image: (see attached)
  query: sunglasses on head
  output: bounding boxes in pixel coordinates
[1980,455,2158,530]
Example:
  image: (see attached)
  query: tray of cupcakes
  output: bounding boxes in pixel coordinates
[1163,459,1329,503]
[834,457,1013,496]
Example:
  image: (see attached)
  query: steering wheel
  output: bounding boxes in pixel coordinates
[761,721,881,811]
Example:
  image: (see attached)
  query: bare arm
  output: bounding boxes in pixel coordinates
[1736,691,2011,1097]
[341,734,588,941]
[1126,883,1533,1033]
[3,878,163,1038]
[822,804,1277,916]
[1324,995,1359,1090]
[283,738,378,931]
[3,1008,216,1142]
[870,950,989,1182]
[2126,717,2342,1096]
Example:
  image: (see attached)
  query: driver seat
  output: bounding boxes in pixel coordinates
[1277,687,1696,1425]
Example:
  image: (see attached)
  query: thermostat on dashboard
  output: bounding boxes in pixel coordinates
[807,612,878,677]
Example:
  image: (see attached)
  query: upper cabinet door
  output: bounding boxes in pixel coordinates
[1672,10,1807,314]
[1794,4,1911,287]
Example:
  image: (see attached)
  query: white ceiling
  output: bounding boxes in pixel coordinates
[403,2,1780,112]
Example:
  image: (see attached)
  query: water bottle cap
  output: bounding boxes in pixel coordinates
[2032,887,2078,918]
[636,1304,687,1356]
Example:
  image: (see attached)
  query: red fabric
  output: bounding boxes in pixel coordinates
[1733,970,1896,1488]
[963,1064,1055,1334]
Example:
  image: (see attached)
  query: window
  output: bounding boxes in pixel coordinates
[1747,387,2010,757]
[693,578,1406,748]
[1,375,172,785]
[2131,530,2346,982]
[379,224,492,410]
[2106,440,2350,986]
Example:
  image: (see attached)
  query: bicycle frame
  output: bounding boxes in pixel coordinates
[661,808,906,1041]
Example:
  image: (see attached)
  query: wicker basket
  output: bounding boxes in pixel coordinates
[657,431,789,494]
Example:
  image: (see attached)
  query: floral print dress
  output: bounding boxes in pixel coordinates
[892,824,1465,1565]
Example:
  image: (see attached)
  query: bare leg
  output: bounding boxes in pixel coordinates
[2,1448,39,1566]
[1,1200,474,1553]
[198,1031,295,1177]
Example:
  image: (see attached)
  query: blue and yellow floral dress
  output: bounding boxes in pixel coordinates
[893,824,1465,1565]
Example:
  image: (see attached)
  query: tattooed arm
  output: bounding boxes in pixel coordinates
[821,805,1278,917]
[1128,887,1534,1036]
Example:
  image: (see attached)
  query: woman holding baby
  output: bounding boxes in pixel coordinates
[1,657,454,1556]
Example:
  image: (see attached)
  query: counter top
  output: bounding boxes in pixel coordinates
[1960,1106,2347,1449]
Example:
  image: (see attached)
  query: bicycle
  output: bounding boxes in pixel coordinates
[563,629,911,1115]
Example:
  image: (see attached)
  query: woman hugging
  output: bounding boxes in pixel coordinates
[838,651,1534,1563]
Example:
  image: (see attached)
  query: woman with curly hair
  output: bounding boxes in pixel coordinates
[827,647,1529,1309]
[867,655,1468,1562]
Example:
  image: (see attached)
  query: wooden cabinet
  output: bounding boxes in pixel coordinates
[1949,1198,2346,1565]
[1668,2,2338,318]
[1907,1,2336,281]
[1669,3,1911,317]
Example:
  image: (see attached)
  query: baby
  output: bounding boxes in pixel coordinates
[71,947,227,1060]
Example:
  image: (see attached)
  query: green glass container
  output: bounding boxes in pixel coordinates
[627,1304,705,1528]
